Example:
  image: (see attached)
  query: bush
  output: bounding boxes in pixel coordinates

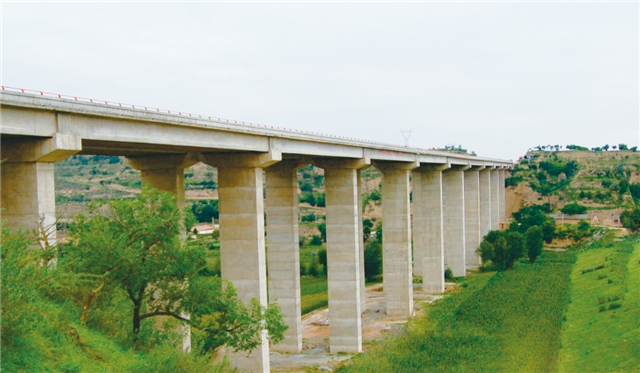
[621,208,640,231]
[308,256,321,277]
[364,240,382,282]
[301,214,316,222]
[561,203,587,215]
[310,235,323,246]
[299,192,316,206]
[444,267,453,280]
[318,248,327,272]
[525,226,544,263]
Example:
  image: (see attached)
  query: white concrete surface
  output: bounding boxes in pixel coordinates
[265,162,303,353]
[490,170,500,231]
[464,168,482,266]
[479,169,493,240]
[379,165,413,316]
[217,165,270,373]
[442,168,466,277]
[324,166,363,353]
[499,168,506,219]
[413,168,445,294]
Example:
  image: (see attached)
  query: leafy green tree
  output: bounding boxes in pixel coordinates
[525,226,544,263]
[629,183,640,200]
[63,186,286,354]
[190,200,219,223]
[299,192,316,206]
[318,248,327,274]
[560,203,587,215]
[317,222,326,242]
[505,231,525,269]
[364,240,382,282]
[621,208,640,231]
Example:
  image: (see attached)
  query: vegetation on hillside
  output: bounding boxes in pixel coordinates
[477,205,593,271]
[337,251,576,373]
[1,187,287,371]
[558,238,640,372]
[507,147,640,214]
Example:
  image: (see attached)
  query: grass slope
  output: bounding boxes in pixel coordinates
[558,239,640,372]
[338,251,576,373]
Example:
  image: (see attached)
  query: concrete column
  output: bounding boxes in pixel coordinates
[442,167,466,277]
[0,134,81,244]
[265,162,302,353]
[322,162,365,353]
[491,169,500,231]
[201,151,280,373]
[499,168,506,219]
[479,169,493,239]
[1,162,56,239]
[377,163,416,316]
[218,166,269,371]
[413,167,445,294]
[357,169,366,313]
[464,168,482,266]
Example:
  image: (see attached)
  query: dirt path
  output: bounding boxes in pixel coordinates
[269,283,452,372]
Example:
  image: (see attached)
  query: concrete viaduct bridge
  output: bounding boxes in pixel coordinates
[0,88,512,372]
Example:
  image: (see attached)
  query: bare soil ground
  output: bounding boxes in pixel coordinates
[269,282,455,372]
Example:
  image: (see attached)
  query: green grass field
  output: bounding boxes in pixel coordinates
[558,239,640,372]
[338,251,576,373]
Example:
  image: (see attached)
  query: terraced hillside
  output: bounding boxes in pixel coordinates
[507,150,640,217]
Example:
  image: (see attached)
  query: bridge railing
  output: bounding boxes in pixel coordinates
[1,85,431,151]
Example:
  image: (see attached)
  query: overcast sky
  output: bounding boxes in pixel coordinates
[2,2,638,161]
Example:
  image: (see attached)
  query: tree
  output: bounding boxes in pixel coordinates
[364,240,382,282]
[505,231,525,269]
[603,144,610,151]
[525,226,544,263]
[619,144,628,151]
[621,208,640,231]
[316,222,326,242]
[560,203,587,215]
[63,186,286,354]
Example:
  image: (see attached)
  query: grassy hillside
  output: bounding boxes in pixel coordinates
[558,238,640,372]
[337,251,576,373]
[507,150,640,216]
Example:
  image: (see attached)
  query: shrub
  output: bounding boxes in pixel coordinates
[364,240,382,282]
[609,302,622,310]
[310,235,323,246]
[308,256,321,277]
[560,203,587,215]
[301,214,316,222]
[444,267,453,280]
[318,248,327,272]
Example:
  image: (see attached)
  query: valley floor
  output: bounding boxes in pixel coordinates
[333,237,639,373]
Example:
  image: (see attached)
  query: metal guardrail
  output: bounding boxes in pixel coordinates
[1,85,460,154]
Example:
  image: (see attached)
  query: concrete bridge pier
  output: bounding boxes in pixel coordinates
[499,168,507,220]
[0,133,81,243]
[413,165,447,294]
[375,161,418,316]
[479,167,494,239]
[442,166,468,277]
[464,167,482,266]
[316,158,369,353]
[490,169,500,231]
[265,161,304,353]
[202,152,280,373]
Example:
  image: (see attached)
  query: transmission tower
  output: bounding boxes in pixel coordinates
[400,129,412,146]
